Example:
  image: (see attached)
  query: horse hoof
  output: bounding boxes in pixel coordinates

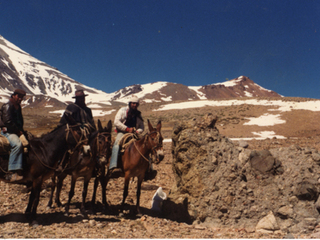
[136,213,143,218]
[30,220,39,228]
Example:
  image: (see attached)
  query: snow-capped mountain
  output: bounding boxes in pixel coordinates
[112,76,281,104]
[0,35,113,107]
[0,35,281,108]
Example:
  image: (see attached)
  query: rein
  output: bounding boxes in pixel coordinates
[133,141,149,162]
[0,164,10,174]
[134,131,162,162]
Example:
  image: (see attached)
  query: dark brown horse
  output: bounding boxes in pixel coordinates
[0,115,89,224]
[47,119,112,216]
[90,120,113,211]
[106,120,164,215]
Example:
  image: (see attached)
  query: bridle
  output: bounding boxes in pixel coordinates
[96,131,112,162]
[134,130,163,162]
[146,131,163,152]
[65,123,90,153]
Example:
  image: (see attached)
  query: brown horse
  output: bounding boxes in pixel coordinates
[0,115,89,224]
[47,119,112,217]
[106,120,164,215]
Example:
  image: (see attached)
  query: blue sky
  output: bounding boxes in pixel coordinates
[1,0,319,98]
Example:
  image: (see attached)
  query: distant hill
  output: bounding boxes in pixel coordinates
[0,35,281,108]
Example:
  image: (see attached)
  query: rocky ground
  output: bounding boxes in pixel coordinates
[1,138,320,239]
[1,98,320,238]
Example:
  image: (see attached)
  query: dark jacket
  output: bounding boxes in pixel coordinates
[1,99,24,135]
[59,103,96,131]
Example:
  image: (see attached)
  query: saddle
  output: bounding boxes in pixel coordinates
[118,132,140,154]
[0,135,10,155]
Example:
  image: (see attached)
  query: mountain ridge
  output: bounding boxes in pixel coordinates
[0,35,281,108]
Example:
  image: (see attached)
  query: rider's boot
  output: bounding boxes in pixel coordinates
[6,170,24,182]
[109,168,123,178]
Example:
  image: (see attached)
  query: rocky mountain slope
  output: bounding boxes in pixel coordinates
[1,35,280,108]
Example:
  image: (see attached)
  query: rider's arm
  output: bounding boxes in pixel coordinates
[1,103,21,135]
[114,107,130,133]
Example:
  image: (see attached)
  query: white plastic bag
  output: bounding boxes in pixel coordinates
[151,187,167,211]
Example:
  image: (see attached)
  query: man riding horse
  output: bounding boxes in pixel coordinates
[59,89,96,131]
[57,89,96,172]
[108,95,157,180]
[0,89,27,182]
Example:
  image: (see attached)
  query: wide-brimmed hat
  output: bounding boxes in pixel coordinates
[72,90,88,98]
[13,89,26,96]
[129,95,139,103]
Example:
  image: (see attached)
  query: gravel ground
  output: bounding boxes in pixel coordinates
[1,140,320,238]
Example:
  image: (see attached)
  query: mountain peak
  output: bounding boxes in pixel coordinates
[0,35,281,108]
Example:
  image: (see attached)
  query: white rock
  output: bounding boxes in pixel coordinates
[256,211,279,231]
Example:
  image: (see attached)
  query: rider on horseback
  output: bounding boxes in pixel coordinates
[0,89,27,182]
[59,90,96,131]
[109,95,157,180]
[57,89,96,172]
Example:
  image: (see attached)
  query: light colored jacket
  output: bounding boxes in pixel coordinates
[114,106,144,134]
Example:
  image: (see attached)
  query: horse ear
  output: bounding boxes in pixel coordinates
[106,120,112,132]
[147,119,153,132]
[98,119,103,131]
[156,120,162,132]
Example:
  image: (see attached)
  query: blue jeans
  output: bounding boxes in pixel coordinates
[109,132,124,170]
[1,132,23,171]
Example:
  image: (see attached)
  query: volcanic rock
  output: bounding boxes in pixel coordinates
[163,113,320,233]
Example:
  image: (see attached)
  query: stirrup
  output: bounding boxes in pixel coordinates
[109,168,123,178]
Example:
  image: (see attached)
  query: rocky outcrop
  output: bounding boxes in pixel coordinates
[163,113,320,234]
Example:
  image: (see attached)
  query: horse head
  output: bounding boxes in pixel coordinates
[96,119,113,165]
[147,119,164,164]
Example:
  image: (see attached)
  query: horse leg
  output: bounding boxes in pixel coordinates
[65,175,77,216]
[100,168,108,209]
[47,175,56,209]
[25,178,41,215]
[31,180,42,221]
[135,176,144,216]
[91,177,99,212]
[25,178,42,225]
[80,176,90,217]
[121,176,130,213]
[25,185,36,215]
[55,173,67,207]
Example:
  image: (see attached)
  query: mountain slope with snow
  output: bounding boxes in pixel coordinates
[0,35,281,107]
[0,35,113,106]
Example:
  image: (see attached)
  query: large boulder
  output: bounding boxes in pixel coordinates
[163,113,320,233]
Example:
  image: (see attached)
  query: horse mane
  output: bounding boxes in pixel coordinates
[33,124,66,141]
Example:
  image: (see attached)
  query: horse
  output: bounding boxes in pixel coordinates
[0,115,89,224]
[90,120,113,211]
[47,119,112,217]
[106,119,164,215]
